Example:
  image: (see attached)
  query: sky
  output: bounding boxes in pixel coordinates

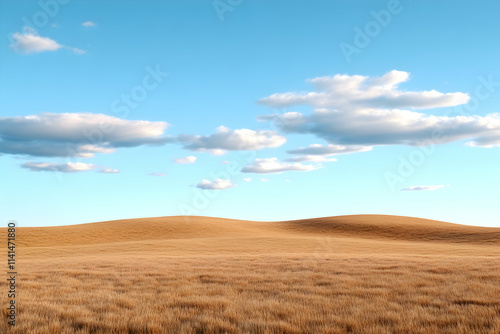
[1,0,499,227]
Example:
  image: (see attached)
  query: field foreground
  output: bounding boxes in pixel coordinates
[0,215,499,333]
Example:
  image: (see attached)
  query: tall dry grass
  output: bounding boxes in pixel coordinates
[0,215,498,333]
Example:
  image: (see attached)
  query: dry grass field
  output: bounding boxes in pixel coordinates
[0,215,499,333]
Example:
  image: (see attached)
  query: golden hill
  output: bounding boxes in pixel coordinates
[7,214,500,259]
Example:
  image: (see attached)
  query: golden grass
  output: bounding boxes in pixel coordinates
[0,215,498,333]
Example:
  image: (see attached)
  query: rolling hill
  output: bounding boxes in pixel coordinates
[1,215,498,333]
[8,214,500,259]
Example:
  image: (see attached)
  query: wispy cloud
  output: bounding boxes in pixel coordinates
[149,173,166,177]
[287,144,373,156]
[196,179,236,190]
[285,144,372,162]
[99,168,119,174]
[285,155,337,163]
[174,156,197,164]
[10,27,85,55]
[70,47,86,55]
[401,185,446,191]
[82,21,97,27]
[243,178,251,182]
[242,158,318,174]
[21,162,96,173]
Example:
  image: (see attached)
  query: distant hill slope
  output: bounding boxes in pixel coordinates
[277,215,500,244]
[10,214,499,248]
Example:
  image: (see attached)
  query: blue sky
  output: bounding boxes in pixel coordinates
[1,0,499,227]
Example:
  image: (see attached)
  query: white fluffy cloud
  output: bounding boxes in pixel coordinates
[10,27,84,55]
[196,179,236,190]
[174,156,197,164]
[258,70,500,148]
[82,21,97,27]
[21,161,96,173]
[243,178,252,182]
[401,185,446,191]
[0,113,171,158]
[10,27,62,54]
[258,70,469,110]
[177,126,286,154]
[241,158,318,174]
